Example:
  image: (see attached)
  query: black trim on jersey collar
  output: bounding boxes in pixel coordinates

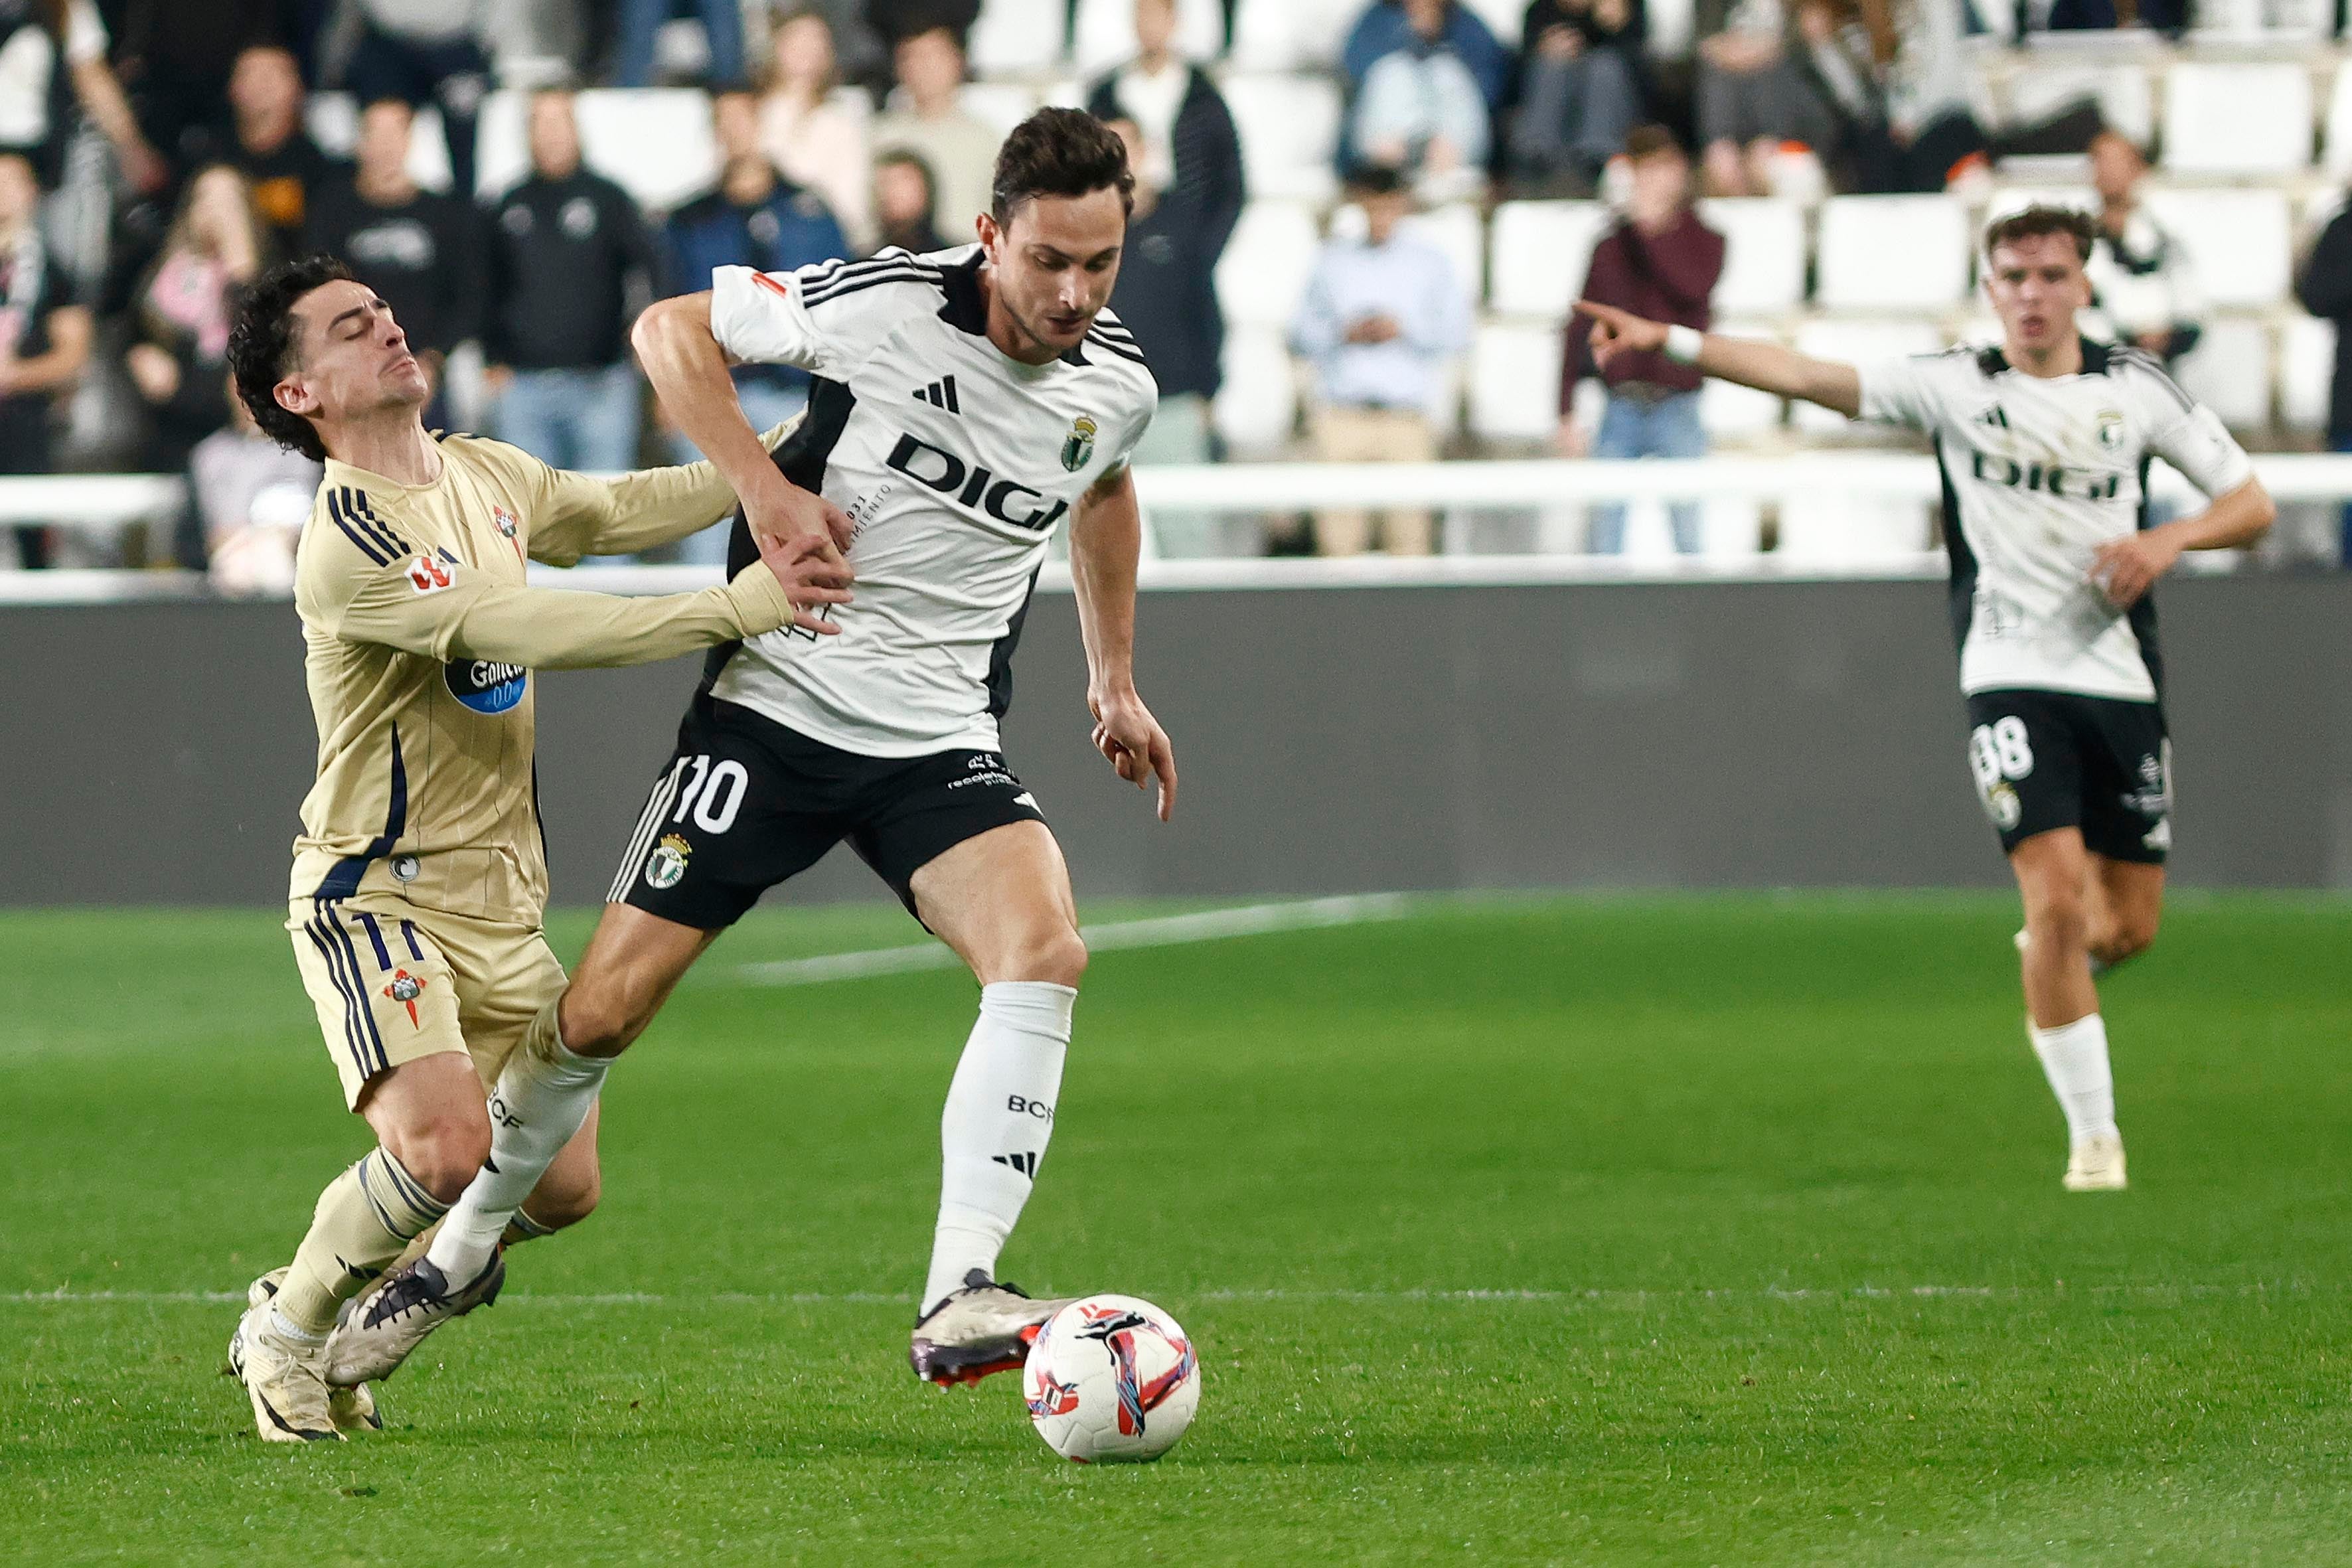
[1976,338,2112,378]
[933,249,1095,366]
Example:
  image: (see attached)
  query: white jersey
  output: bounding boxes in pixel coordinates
[704,246,1158,755]
[1859,339,2252,704]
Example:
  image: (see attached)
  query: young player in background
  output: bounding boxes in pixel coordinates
[325,109,1174,1395]
[219,255,848,1441]
[1575,206,2274,1192]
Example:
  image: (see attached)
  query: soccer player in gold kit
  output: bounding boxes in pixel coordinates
[218,255,850,1442]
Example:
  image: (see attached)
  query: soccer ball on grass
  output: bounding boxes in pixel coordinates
[1022,1294,1200,1462]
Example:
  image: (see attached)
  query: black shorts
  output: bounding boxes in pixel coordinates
[1964,688,2171,864]
[610,695,1049,929]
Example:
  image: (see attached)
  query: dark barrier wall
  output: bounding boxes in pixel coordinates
[3,576,2345,906]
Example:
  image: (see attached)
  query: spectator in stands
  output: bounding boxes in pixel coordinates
[615,0,746,87]
[1343,0,1509,196]
[1102,117,1223,553]
[0,0,167,195]
[872,24,998,243]
[864,0,980,50]
[192,373,319,595]
[343,0,495,200]
[759,7,875,250]
[870,147,947,254]
[0,149,89,569]
[106,0,279,181]
[663,87,849,557]
[1291,164,1469,557]
[1560,126,1721,556]
[2296,201,2352,567]
[2084,129,2200,366]
[1693,0,1834,196]
[123,164,268,485]
[484,89,662,477]
[1083,0,1245,277]
[213,45,340,261]
[304,99,481,409]
[1508,0,1645,196]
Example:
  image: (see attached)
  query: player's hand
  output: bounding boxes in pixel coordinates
[745,470,855,555]
[1574,299,1667,374]
[1089,686,1178,822]
[751,526,854,634]
[2090,528,2183,609]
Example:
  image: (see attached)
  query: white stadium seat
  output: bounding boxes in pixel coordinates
[2173,319,2274,430]
[1215,200,1322,330]
[1645,0,1695,56]
[970,0,1065,76]
[1071,0,1223,74]
[1982,187,2094,224]
[472,88,526,198]
[1229,0,1360,71]
[1488,200,1611,319]
[1815,196,1970,313]
[2140,188,2293,309]
[1221,73,1342,202]
[2005,64,2155,147]
[1698,198,1806,317]
[1213,326,1299,454]
[572,90,720,212]
[2323,63,2352,178]
[1776,494,1935,566]
[959,82,1040,140]
[1790,319,1943,433]
[2161,62,2313,175]
[1468,322,1563,445]
[2281,315,2335,432]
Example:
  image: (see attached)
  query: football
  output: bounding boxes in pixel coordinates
[1023,1294,1201,1463]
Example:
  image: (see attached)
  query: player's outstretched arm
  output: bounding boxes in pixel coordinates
[523,419,805,564]
[1573,299,1863,418]
[309,529,849,670]
[1069,464,1177,822]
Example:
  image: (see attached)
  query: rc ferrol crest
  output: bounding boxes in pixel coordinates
[645,833,691,890]
[1060,414,1097,473]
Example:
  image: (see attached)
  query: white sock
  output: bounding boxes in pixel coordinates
[923,980,1075,1315]
[269,1305,325,1345]
[426,1014,609,1283]
[2028,1013,2118,1146]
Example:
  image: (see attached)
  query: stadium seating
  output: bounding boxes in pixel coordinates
[2159,62,2313,174]
[1215,200,1322,329]
[1227,0,1360,72]
[1699,198,1808,317]
[2004,63,2156,146]
[1220,72,1343,201]
[1214,325,1300,453]
[2140,188,2294,309]
[1814,196,1973,313]
[1071,0,1225,75]
[2281,315,2337,431]
[1468,321,1564,444]
[1488,201,1612,318]
[2174,318,2276,428]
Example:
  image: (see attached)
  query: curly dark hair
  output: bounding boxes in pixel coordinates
[1982,204,2096,265]
[226,254,356,461]
[990,107,1133,224]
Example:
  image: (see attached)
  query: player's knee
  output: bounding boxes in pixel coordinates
[392,1113,492,1204]
[1021,924,1088,988]
[2102,909,2159,963]
[2023,886,2089,951]
[528,1166,601,1229]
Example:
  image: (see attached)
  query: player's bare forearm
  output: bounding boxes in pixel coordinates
[2092,478,2274,607]
[1069,465,1141,696]
[1069,466,1178,819]
[1573,299,1861,417]
[631,294,794,511]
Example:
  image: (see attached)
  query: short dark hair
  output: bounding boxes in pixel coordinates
[1345,161,1408,197]
[1983,203,2096,264]
[228,254,356,462]
[1624,124,1684,163]
[992,107,1133,223]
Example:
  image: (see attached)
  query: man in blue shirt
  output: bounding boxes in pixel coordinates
[1290,164,1470,555]
[661,89,849,558]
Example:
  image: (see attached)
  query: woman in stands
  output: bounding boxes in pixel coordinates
[121,165,271,490]
[759,7,876,251]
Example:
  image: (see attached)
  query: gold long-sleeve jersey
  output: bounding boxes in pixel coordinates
[289,430,796,924]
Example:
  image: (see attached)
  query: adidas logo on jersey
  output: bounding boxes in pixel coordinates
[993,1152,1041,1178]
[912,376,961,414]
[1974,404,2009,428]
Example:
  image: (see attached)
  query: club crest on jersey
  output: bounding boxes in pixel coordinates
[2095,409,2125,449]
[645,833,691,890]
[1060,415,1097,473]
[492,504,521,556]
[445,657,528,715]
[382,969,428,1027]
[405,554,454,595]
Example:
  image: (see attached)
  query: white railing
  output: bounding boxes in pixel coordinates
[6,454,2343,603]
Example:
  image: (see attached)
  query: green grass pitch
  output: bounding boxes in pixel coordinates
[5,894,2350,1565]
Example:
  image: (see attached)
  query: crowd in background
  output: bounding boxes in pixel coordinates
[0,0,2339,580]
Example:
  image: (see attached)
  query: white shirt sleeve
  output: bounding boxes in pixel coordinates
[62,0,106,66]
[708,263,843,378]
[2136,362,2254,500]
[1855,354,1946,432]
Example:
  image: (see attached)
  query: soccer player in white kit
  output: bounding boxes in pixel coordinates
[1576,206,2274,1191]
[326,109,1179,1391]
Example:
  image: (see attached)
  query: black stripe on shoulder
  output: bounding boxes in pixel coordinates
[333,488,410,557]
[1089,318,1138,343]
[1085,333,1150,368]
[349,490,412,552]
[325,491,392,566]
[2114,346,2196,413]
[801,263,943,307]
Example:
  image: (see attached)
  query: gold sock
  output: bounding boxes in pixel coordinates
[501,1206,560,1249]
[274,1148,449,1335]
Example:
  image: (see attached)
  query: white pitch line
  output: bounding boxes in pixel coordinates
[7,1282,2321,1308]
[729,894,1415,987]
